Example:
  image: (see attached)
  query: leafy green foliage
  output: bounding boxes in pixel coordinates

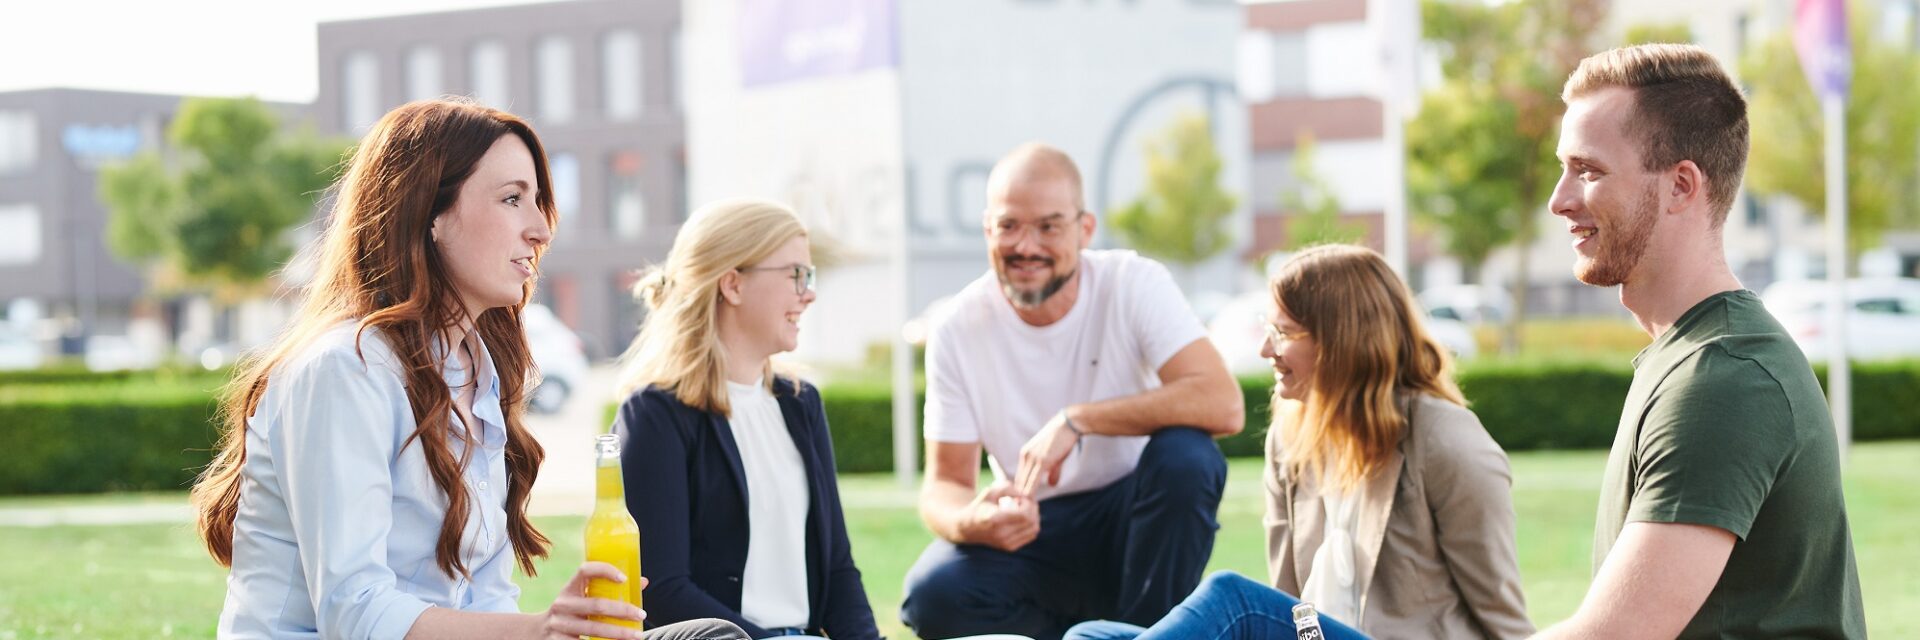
[98,97,347,299]
[1410,0,1609,350]
[1110,112,1240,267]
[1622,21,1694,46]
[1742,5,1920,252]
[1281,132,1367,250]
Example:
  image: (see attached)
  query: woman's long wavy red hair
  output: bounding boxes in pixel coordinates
[191,98,555,579]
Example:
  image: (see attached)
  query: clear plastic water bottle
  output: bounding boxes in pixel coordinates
[1293,601,1325,640]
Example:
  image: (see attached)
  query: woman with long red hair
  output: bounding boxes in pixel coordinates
[190,98,746,640]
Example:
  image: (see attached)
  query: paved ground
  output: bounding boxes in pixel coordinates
[523,363,623,516]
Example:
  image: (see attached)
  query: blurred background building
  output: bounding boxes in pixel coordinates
[315,0,685,358]
[682,0,1249,364]
[1,0,1916,370]
[0,89,308,370]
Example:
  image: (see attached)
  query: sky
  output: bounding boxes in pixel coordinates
[1,0,535,103]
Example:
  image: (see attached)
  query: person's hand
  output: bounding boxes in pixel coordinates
[537,562,648,639]
[1015,410,1083,497]
[959,482,1040,552]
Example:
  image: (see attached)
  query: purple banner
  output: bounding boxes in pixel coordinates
[738,0,899,88]
[1794,0,1851,98]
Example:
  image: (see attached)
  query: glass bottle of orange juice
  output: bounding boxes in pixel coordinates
[586,433,643,633]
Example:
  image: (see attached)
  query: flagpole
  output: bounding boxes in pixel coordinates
[1823,91,1850,463]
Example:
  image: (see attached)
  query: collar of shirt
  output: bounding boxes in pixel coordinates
[434,331,508,450]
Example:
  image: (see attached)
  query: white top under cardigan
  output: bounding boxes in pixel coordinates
[725,377,812,630]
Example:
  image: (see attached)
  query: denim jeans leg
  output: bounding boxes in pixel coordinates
[1061,620,1148,640]
[1131,572,1371,640]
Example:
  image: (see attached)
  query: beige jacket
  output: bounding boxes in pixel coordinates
[1264,393,1533,639]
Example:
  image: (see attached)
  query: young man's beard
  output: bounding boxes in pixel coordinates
[1577,183,1659,288]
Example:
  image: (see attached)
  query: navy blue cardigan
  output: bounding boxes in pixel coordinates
[611,377,880,640]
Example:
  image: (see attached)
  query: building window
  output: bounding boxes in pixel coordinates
[536,36,575,124]
[670,30,684,113]
[549,152,581,230]
[342,51,381,132]
[405,46,444,102]
[1268,31,1309,99]
[0,204,41,265]
[0,111,34,175]
[470,39,511,110]
[1305,22,1372,99]
[609,151,646,239]
[671,145,688,223]
[602,30,644,121]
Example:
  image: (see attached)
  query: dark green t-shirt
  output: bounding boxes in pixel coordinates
[1594,290,1865,639]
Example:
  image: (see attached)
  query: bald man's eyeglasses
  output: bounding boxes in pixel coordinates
[988,212,1086,244]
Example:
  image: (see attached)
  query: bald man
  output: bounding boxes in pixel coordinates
[899,143,1244,640]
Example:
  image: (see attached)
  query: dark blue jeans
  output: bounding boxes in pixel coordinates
[1062,572,1370,640]
[899,428,1227,640]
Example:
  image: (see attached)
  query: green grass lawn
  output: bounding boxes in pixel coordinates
[3,443,1916,638]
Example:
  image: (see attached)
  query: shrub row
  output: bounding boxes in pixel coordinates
[0,381,222,494]
[4,359,1918,493]
[813,358,1920,473]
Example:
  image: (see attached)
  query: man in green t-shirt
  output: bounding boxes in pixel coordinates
[1531,44,1866,639]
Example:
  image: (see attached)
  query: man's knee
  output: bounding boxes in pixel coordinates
[1141,427,1227,486]
[901,550,1001,636]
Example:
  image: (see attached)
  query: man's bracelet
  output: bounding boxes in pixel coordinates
[1062,412,1085,437]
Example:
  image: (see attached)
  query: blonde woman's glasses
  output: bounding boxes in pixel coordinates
[739,264,817,295]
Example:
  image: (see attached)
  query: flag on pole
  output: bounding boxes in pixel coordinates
[1794,0,1852,98]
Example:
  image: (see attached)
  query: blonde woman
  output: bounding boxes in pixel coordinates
[192,99,746,640]
[1066,244,1530,640]
[611,199,880,640]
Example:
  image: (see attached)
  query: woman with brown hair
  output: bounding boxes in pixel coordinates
[190,98,745,640]
[1066,244,1530,640]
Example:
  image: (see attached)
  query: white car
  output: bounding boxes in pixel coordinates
[1761,277,1920,361]
[0,325,40,371]
[1207,290,1477,376]
[1418,284,1513,325]
[523,304,590,414]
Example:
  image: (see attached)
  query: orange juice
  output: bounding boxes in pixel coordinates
[586,434,643,634]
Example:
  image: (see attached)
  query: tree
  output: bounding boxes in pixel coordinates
[1110,112,1240,281]
[100,97,345,301]
[1622,22,1693,46]
[1408,0,1608,353]
[1282,131,1367,250]
[1742,5,1920,256]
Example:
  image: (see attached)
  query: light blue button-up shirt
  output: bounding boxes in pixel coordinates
[218,321,519,639]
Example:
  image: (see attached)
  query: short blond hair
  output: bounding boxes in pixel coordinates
[1563,43,1749,225]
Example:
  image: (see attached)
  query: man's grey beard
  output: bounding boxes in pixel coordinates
[1002,269,1075,308]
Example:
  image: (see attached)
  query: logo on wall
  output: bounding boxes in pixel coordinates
[738,0,899,88]
[62,124,144,168]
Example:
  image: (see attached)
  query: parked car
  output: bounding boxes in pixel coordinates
[0,325,41,371]
[1418,284,1513,325]
[1761,277,1920,361]
[523,303,589,414]
[1207,289,1477,376]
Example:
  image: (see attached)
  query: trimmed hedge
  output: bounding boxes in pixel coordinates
[812,358,1920,473]
[5,359,1919,493]
[0,363,227,387]
[0,381,222,494]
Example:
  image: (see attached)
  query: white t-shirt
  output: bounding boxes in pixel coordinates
[924,249,1209,500]
[726,378,811,630]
